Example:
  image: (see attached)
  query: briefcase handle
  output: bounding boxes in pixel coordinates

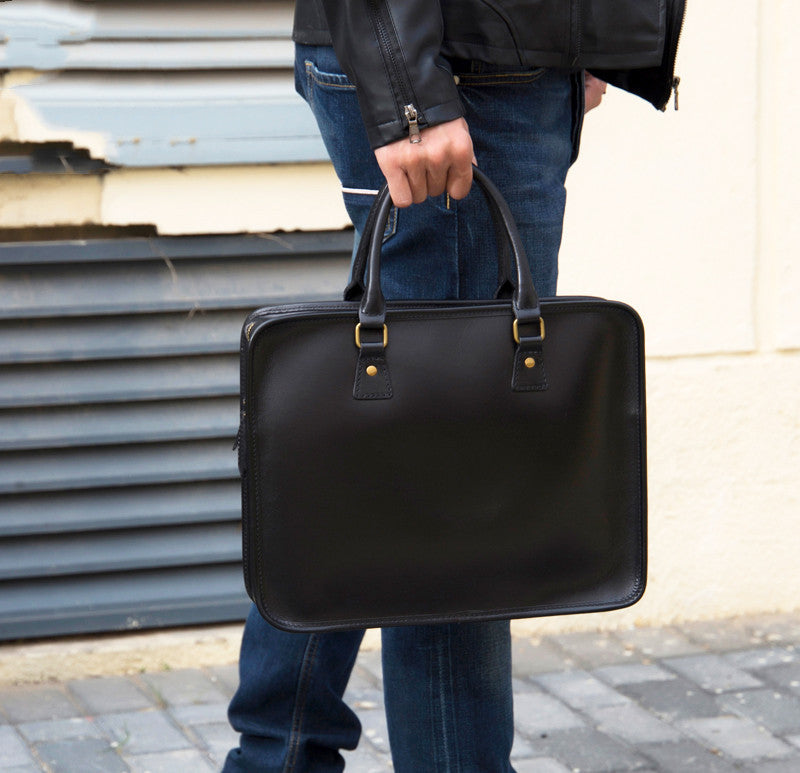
[343,168,516,304]
[348,168,548,399]
[354,167,544,336]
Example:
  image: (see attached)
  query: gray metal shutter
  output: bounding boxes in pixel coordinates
[0,233,352,639]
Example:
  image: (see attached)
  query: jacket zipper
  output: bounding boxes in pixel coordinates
[404,104,421,142]
[572,0,583,68]
[366,0,421,139]
[660,0,686,111]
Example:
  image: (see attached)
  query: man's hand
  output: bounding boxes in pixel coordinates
[374,117,476,208]
[585,72,608,112]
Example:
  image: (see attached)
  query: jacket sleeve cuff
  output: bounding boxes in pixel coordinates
[366,97,465,149]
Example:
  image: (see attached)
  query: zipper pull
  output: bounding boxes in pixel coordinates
[404,104,421,143]
[672,76,681,111]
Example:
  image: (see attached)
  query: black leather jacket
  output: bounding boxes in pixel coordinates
[294,0,685,149]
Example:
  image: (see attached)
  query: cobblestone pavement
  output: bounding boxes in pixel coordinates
[1,613,799,772]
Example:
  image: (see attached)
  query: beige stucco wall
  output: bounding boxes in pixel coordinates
[1,1,797,632]
[525,0,800,634]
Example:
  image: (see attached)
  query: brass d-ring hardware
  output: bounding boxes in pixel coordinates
[355,323,388,349]
[513,317,545,344]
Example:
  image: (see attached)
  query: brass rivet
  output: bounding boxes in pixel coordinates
[366,365,378,377]
[524,357,536,369]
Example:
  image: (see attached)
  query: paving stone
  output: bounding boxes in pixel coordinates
[513,758,572,773]
[514,676,537,693]
[168,701,228,727]
[546,631,636,668]
[746,759,800,773]
[98,709,193,756]
[68,675,154,715]
[187,720,239,763]
[126,749,216,773]
[724,648,798,672]
[746,614,800,646]
[345,668,384,709]
[588,702,681,744]
[593,663,676,687]
[536,670,630,711]
[140,669,228,707]
[354,707,390,756]
[354,649,383,688]
[206,664,240,697]
[615,626,705,658]
[718,688,800,735]
[528,727,651,772]
[512,636,579,677]
[757,662,800,694]
[511,732,537,760]
[681,618,763,652]
[513,689,585,737]
[17,716,103,743]
[36,737,128,773]
[679,715,793,760]
[0,684,82,723]
[617,676,721,721]
[341,744,393,772]
[664,654,763,693]
[639,740,741,773]
[0,725,39,768]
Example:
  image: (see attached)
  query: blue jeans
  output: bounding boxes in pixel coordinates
[223,45,581,773]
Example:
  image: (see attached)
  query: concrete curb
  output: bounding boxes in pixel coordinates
[0,625,384,686]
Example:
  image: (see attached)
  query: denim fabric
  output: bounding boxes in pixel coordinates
[224,607,364,772]
[224,609,514,773]
[295,44,581,300]
[223,44,580,773]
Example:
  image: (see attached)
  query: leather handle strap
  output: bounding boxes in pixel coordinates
[343,171,516,304]
[356,167,543,331]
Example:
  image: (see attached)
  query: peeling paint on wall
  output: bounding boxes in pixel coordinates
[0,0,326,167]
[2,72,110,160]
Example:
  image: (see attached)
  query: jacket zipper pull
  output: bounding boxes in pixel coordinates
[672,76,681,111]
[404,104,421,143]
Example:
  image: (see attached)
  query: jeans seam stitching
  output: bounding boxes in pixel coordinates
[284,633,321,773]
[436,629,453,772]
[305,59,355,90]
[447,626,462,773]
[304,61,314,107]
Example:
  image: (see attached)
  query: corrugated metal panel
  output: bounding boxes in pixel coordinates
[1,0,328,166]
[0,231,353,640]
[8,71,326,166]
[0,1,293,70]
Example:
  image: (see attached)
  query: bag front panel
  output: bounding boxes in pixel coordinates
[241,299,645,631]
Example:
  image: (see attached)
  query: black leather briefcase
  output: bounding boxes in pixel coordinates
[238,169,646,632]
